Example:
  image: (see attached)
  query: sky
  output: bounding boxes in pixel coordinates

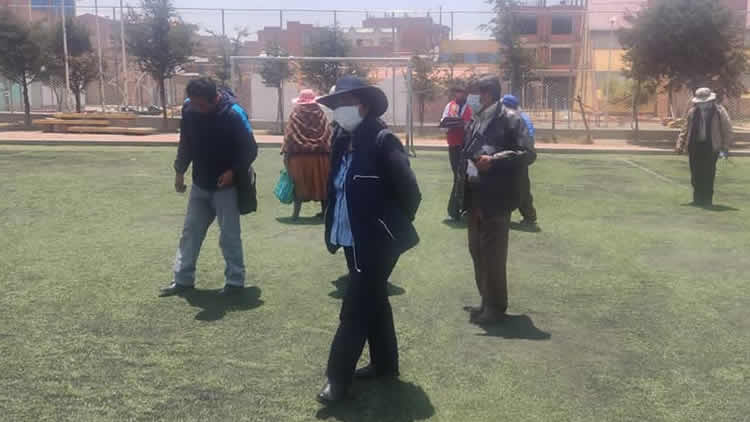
[73,0,495,40]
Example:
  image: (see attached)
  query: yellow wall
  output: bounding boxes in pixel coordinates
[439,40,500,54]
[593,49,626,72]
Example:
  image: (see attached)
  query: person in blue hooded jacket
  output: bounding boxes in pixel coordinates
[159,78,258,297]
[502,94,538,226]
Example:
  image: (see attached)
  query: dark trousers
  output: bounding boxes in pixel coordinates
[467,191,510,313]
[447,145,463,219]
[518,166,537,222]
[326,247,400,387]
[689,141,719,205]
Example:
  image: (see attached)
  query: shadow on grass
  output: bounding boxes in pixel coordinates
[510,221,542,233]
[328,275,406,300]
[276,216,324,225]
[476,314,551,340]
[315,379,434,422]
[441,218,467,229]
[181,286,263,321]
[680,203,739,212]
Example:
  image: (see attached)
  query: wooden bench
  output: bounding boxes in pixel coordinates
[53,112,137,120]
[33,118,111,133]
[67,126,158,136]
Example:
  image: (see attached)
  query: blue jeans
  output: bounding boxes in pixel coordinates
[173,185,245,287]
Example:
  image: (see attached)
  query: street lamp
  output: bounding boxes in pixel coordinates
[604,16,616,128]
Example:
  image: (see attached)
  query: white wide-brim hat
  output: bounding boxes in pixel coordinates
[692,87,717,104]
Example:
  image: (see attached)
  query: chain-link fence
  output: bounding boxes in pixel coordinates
[3,4,750,134]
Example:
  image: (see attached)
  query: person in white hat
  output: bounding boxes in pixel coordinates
[676,88,733,206]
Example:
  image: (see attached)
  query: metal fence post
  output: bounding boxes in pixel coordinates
[221,9,226,37]
[120,0,129,108]
[391,14,397,126]
[450,12,454,40]
[61,1,71,111]
[407,61,415,157]
[552,98,557,134]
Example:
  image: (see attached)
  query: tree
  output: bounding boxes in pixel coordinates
[68,54,101,113]
[207,27,250,88]
[619,0,748,104]
[0,10,48,127]
[410,55,443,128]
[46,18,102,112]
[484,0,537,97]
[299,29,370,94]
[126,0,196,124]
[259,43,292,134]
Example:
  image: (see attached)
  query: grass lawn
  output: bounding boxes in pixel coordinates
[0,145,748,422]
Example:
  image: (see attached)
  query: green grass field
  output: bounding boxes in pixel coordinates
[1,145,748,422]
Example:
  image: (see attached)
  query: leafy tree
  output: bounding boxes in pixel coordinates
[0,10,48,127]
[126,0,196,123]
[259,43,292,134]
[410,55,444,128]
[207,27,250,88]
[299,29,370,94]
[484,0,536,97]
[46,19,102,112]
[67,54,101,113]
[619,0,748,102]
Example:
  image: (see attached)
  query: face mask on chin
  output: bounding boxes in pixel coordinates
[333,106,364,133]
[466,94,480,112]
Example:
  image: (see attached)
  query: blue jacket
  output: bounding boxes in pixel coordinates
[324,117,422,272]
[521,112,535,140]
[174,90,258,191]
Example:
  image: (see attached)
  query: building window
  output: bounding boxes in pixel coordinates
[551,16,573,35]
[522,48,537,62]
[518,16,538,35]
[550,48,572,65]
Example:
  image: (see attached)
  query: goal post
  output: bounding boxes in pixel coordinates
[229,55,416,156]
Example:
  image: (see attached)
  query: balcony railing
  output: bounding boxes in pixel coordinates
[516,0,586,8]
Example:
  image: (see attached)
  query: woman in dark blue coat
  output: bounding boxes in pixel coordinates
[315,76,422,404]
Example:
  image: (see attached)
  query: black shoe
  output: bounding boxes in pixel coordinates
[520,219,538,226]
[159,282,194,297]
[471,309,509,325]
[218,285,244,296]
[316,382,350,405]
[354,364,399,379]
[463,305,483,319]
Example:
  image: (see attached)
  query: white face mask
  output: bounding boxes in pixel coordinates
[333,106,364,132]
[466,94,481,112]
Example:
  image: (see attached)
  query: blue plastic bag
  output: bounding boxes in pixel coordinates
[274,169,295,204]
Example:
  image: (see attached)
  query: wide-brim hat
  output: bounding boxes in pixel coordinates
[316,76,388,117]
[692,87,716,104]
[292,89,318,105]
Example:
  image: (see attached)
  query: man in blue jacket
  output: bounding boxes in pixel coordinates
[160,78,258,297]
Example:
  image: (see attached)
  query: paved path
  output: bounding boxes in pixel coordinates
[1,130,748,156]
